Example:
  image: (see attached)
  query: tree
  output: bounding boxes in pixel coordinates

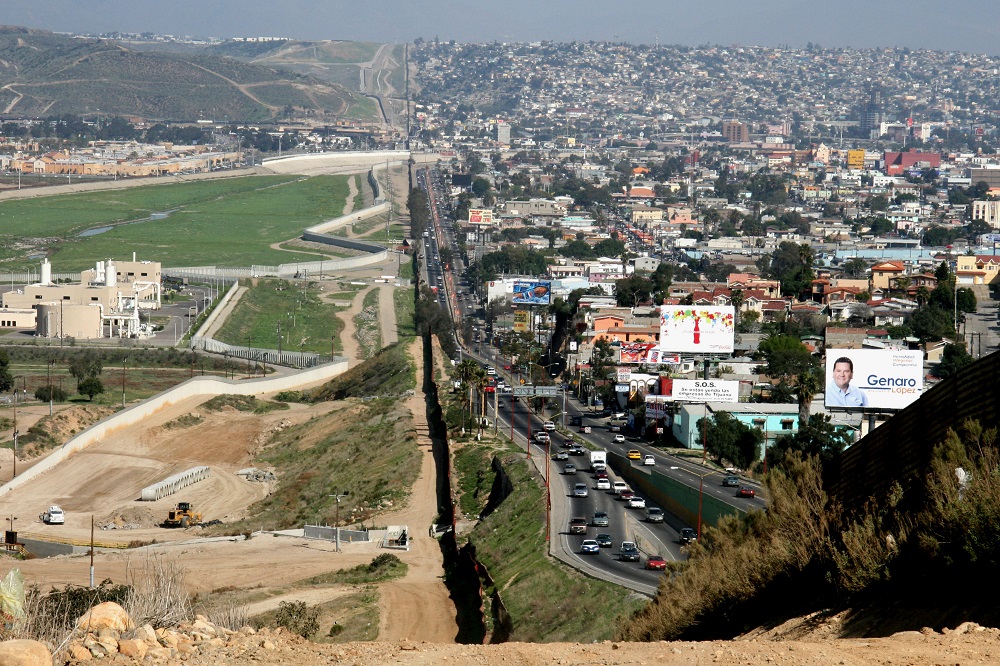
[843,258,868,278]
[78,376,105,401]
[69,354,103,391]
[795,369,823,425]
[562,240,593,259]
[697,412,763,470]
[614,275,654,307]
[908,304,954,341]
[592,238,626,258]
[767,413,853,472]
[938,343,973,379]
[0,349,12,392]
[956,287,977,313]
[34,385,68,402]
[758,335,816,378]
[765,241,814,298]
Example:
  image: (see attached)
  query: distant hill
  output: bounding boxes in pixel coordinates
[0,26,376,122]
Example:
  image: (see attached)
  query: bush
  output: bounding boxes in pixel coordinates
[34,386,69,402]
[273,600,319,638]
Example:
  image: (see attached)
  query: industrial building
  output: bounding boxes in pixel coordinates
[0,255,162,340]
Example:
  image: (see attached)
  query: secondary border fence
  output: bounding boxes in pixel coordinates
[190,335,335,368]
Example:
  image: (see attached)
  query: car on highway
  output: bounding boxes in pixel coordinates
[486,366,496,375]
[609,424,622,433]
[503,364,511,370]
[543,421,556,432]
[572,483,589,498]
[595,533,613,548]
[627,496,647,509]
[534,432,550,443]
[679,528,698,545]
[498,400,507,409]
[579,425,592,434]
[613,434,626,443]
[594,470,608,480]
[569,445,585,456]
[596,478,611,491]
[612,481,628,495]
[592,511,610,527]
[580,539,600,554]
[644,507,664,523]
[737,486,756,498]
[619,541,641,562]
[722,474,740,487]
[568,517,588,534]
[552,451,569,461]
[611,411,626,419]
[645,555,668,571]
[564,463,576,475]
[643,454,655,466]
[619,489,635,501]
[627,449,641,460]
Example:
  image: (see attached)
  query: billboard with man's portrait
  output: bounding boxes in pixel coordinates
[824,349,923,410]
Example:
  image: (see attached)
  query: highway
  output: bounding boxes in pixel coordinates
[415,166,766,595]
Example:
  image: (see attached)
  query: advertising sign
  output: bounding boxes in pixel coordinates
[619,342,658,364]
[616,368,632,383]
[513,310,529,332]
[645,395,672,419]
[468,209,494,225]
[672,379,740,403]
[659,306,735,354]
[825,349,923,410]
[615,384,630,392]
[512,280,551,305]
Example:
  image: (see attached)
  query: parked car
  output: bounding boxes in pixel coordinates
[737,486,756,498]
[596,478,611,491]
[642,454,655,466]
[564,463,576,475]
[627,449,641,460]
[722,474,740,487]
[645,507,664,523]
[645,555,668,571]
[568,517,588,534]
[595,533,613,548]
[612,481,629,495]
[627,496,647,509]
[40,505,65,525]
[572,483,589,498]
[580,539,600,554]
[619,541,641,562]
[679,528,698,545]
[613,434,626,443]
[592,511,610,527]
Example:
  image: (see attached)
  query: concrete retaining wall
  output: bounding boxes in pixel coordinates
[0,357,349,498]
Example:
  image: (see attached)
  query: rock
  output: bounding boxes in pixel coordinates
[136,624,158,645]
[240,626,256,635]
[147,646,173,660]
[66,642,92,662]
[118,639,148,659]
[158,630,179,647]
[261,640,276,650]
[0,640,53,666]
[175,642,198,655]
[192,619,217,635]
[954,621,980,635]
[76,602,135,633]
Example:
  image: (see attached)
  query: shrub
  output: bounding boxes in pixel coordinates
[273,600,319,638]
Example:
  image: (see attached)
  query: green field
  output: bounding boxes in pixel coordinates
[0,175,354,270]
[215,278,347,354]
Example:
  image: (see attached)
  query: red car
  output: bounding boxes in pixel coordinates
[645,555,667,571]
[619,490,635,501]
[736,486,756,498]
[503,364,511,370]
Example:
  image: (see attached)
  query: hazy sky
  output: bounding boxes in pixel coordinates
[6,1,1000,55]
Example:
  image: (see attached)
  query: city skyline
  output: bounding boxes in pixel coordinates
[5,1,1000,56]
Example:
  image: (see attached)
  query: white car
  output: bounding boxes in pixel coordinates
[542,421,556,432]
[534,432,550,443]
[41,505,65,525]
[596,478,611,491]
[643,455,655,466]
[627,496,647,509]
[613,434,625,443]
[612,481,629,495]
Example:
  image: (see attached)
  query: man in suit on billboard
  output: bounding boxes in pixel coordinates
[827,356,868,408]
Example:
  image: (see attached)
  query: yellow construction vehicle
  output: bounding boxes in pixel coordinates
[163,502,202,528]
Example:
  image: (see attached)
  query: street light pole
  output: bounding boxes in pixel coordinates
[47,359,54,416]
[328,491,349,552]
[121,356,128,408]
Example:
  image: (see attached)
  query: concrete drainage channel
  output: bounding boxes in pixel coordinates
[422,331,487,644]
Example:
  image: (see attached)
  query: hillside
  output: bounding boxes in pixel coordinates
[0,26,370,121]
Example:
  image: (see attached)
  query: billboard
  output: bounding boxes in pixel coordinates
[469,209,494,225]
[512,280,551,305]
[847,149,866,170]
[513,310,529,332]
[619,342,681,365]
[824,349,923,410]
[645,395,672,419]
[660,306,735,354]
[672,379,740,403]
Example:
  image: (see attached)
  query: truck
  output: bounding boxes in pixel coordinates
[590,450,608,473]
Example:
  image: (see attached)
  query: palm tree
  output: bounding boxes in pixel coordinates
[915,285,931,306]
[730,288,744,332]
[795,368,823,425]
[455,359,480,431]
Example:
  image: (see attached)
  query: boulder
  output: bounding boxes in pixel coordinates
[76,602,135,633]
[118,639,148,659]
[0,640,53,666]
[66,643,92,662]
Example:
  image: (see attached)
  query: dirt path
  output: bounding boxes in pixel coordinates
[378,285,398,346]
[326,286,375,367]
[375,337,457,643]
[344,175,358,216]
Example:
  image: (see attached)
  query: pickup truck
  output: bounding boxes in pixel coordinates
[619,541,640,562]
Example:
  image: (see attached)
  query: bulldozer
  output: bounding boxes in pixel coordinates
[163,502,202,528]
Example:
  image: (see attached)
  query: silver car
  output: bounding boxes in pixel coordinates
[572,483,589,498]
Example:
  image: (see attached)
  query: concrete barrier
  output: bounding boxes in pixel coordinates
[0,357,349,498]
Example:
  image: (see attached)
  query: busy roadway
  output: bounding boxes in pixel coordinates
[414,166,766,594]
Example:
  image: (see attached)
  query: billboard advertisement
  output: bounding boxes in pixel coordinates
[659,306,735,354]
[511,280,551,305]
[469,209,494,225]
[619,342,682,365]
[513,310,529,332]
[672,379,740,403]
[824,349,923,410]
[847,149,866,170]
